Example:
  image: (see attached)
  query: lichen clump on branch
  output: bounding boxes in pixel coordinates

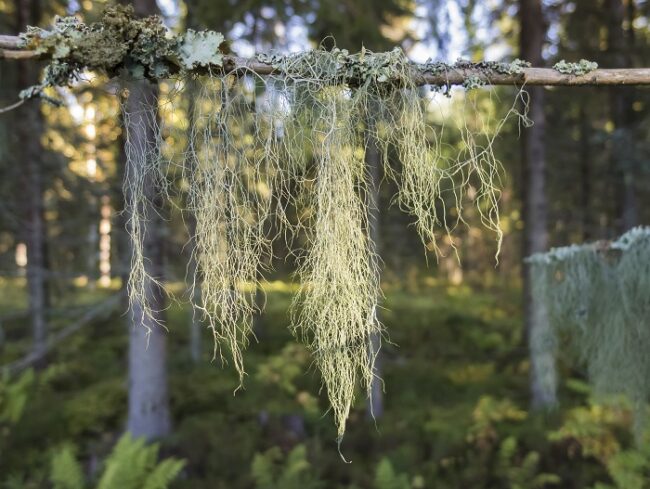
[553,59,598,76]
[22,6,528,442]
[18,5,227,99]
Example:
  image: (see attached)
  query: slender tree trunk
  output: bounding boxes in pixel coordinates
[183,77,202,364]
[365,115,383,420]
[182,4,205,363]
[124,0,171,441]
[188,219,202,363]
[16,0,48,361]
[579,107,592,241]
[607,0,638,232]
[520,0,556,409]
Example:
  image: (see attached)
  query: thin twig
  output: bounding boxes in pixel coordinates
[0,99,24,113]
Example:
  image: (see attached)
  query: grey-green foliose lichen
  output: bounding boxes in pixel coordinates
[419,58,531,76]
[18,6,538,102]
[257,46,413,88]
[553,59,598,76]
[418,58,531,93]
[19,5,227,100]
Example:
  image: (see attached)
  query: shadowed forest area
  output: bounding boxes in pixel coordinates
[2,0,650,488]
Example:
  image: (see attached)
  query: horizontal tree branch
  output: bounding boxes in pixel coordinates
[0,35,21,49]
[2,33,650,86]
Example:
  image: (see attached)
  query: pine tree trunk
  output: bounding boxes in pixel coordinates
[16,0,48,362]
[520,0,556,409]
[124,0,171,440]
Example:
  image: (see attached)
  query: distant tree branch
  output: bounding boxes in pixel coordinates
[1,293,123,375]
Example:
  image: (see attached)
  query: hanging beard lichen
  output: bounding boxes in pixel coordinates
[117,47,529,442]
[291,84,381,443]
[527,227,650,427]
[183,74,282,384]
[34,6,530,441]
[121,82,170,332]
[16,6,527,440]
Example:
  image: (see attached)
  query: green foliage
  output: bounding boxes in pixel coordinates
[550,396,650,489]
[374,458,410,489]
[50,445,84,489]
[598,449,649,489]
[495,437,561,489]
[96,434,184,489]
[0,369,34,425]
[49,433,185,489]
[1,286,643,488]
[467,396,527,444]
[251,445,322,489]
[549,398,628,462]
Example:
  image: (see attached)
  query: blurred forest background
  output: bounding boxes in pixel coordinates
[1,0,650,487]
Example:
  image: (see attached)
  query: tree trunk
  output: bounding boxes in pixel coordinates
[124,0,171,441]
[579,107,592,241]
[188,226,202,364]
[606,0,638,232]
[15,0,48,362]
[365,116,383,420]
[520,0,556,409]
[183,77,203,364]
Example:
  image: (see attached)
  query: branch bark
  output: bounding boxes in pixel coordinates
[3,33,650,86]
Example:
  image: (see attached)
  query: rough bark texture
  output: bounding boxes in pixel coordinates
[520,0,556,409]
[16,0,48,362]
[124,0,171,441]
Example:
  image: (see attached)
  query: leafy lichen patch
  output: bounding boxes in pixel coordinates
[19,5,227,99]
[258,46,414,87]
[553,59,598,76]
[177,30,225,70]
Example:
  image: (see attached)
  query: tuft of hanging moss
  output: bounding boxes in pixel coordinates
[528,227,650,430]
[119,45,526,442]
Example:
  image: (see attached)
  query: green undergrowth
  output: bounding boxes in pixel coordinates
[0,282,645,488]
